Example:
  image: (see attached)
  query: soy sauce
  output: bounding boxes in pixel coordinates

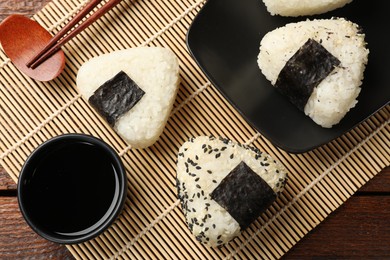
[21,141,119,237]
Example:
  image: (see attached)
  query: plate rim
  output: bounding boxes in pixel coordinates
[186,0,390,153]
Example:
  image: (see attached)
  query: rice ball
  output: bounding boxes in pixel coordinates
[257,18,369,128]
[176,136,288,247]
[77,47,180,148]
[262,0,353,17]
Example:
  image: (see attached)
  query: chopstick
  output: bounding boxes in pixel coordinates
[27,0,122,69]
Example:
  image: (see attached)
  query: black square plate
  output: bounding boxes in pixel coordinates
[186,0,390,153]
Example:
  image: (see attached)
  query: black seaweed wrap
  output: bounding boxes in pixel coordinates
[275,38,341,111]
[210,161,277,230]
[89,71,145,126]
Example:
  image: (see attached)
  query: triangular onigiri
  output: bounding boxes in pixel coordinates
[77,47,180,148]
[262,0,353,16]
[176,136,288,247]
[257,18,369,128]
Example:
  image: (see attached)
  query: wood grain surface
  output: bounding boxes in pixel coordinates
[0,1,74,259]
[0,1,389,259]
[0,0,50,21]
[4,167,389,259]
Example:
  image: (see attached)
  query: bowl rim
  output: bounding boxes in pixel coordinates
[17,133,127,244]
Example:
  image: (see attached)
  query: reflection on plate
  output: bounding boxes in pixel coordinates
[186,0,390,153]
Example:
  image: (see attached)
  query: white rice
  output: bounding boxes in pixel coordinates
[77,47,180,148]
[257,18,369,128]
[176,136,287,247]
[262,0,353,16]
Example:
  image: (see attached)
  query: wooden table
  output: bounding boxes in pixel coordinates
[0,1,389,259]
[1,166,389,259]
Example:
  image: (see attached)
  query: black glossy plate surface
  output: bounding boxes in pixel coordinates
[187,0,390,153]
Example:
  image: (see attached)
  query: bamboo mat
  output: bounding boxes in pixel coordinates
[0,0,389,259]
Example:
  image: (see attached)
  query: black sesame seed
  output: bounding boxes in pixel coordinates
[215,153,221,158]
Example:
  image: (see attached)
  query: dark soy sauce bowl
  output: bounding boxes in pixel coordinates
[17,134,127,244]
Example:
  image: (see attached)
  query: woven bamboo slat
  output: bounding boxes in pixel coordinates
[0,0,389,259]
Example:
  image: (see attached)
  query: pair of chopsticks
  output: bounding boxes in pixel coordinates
[27,0,122,69]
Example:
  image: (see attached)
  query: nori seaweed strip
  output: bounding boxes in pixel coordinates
[89,71,145,126]
[275,38,341,111]
[210,161,277,230]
